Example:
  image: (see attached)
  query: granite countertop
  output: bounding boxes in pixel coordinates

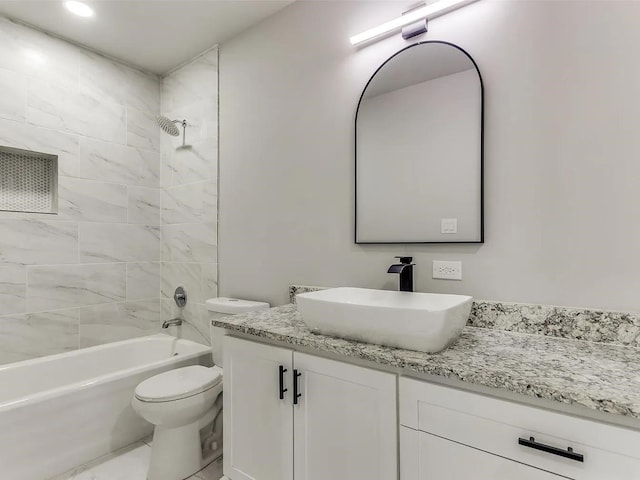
[212,304,640,420]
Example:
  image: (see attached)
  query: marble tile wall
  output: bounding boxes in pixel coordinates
[0,17,163,365]
[160,48,219,346]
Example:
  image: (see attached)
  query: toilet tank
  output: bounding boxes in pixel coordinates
[206,298,270,367]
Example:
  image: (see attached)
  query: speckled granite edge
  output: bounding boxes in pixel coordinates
[289,285,640,348]
[213,304,640,420]
[289,285,325,303]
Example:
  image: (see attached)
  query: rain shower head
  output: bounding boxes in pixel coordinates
[157,116,190,148]
[156,116,182,136]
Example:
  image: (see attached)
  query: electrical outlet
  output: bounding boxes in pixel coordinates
[441,218,458,234]
[432,260,462,280]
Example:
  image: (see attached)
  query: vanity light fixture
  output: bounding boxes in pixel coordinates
[350,0,478,46]
[64,1,94,17]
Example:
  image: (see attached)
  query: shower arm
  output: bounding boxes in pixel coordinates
[169,119,187,147]
[168,119,187,147]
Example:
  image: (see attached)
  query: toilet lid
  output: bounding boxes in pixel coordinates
[135,365,223,403]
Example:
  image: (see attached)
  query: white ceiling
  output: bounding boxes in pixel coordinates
[0,0,295,75]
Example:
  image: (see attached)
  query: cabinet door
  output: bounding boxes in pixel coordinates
[223,336,293,480]
[293,352,397,480]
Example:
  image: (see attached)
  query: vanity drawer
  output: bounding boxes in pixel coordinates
[401,426,567,479]
[399,378,640,479]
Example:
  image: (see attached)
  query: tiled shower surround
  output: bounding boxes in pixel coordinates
[160,49,219,345]
[0,17,219,364]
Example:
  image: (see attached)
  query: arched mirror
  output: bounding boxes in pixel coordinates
[355,41,483,244]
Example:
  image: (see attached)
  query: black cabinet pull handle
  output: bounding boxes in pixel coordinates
[518,437,584,463]
[293,369,302,405]
[278,365,288,400]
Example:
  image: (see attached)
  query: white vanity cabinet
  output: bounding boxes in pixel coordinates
[399,378,640,480]
[223,336,397,480]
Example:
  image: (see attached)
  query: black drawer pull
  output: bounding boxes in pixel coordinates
[278,365,288,400]
[293,369,302,405]
[518,436,584,463]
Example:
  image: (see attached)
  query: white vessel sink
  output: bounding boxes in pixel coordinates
[296,287,473,353]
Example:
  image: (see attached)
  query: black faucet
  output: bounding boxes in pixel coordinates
[387,256,415,292]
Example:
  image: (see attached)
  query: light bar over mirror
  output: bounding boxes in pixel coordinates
[350,0,479,46]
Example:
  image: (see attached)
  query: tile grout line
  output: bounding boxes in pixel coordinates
[24,263,29,315]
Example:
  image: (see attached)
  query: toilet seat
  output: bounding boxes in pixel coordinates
[135,365,223,403]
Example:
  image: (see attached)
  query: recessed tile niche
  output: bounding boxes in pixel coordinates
[0,146,58,214]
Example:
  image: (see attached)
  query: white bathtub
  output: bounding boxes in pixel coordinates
[0,334,212,480]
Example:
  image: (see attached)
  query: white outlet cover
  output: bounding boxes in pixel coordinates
[433,260,462,280]
[441,218,458,234]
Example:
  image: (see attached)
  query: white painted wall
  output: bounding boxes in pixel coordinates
[219,0,640,312]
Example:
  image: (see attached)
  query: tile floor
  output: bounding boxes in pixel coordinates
[51,439,223,480]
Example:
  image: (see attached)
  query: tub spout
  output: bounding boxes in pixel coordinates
[162,318,182,328]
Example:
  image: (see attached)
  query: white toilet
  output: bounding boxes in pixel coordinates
[132,297,269,480]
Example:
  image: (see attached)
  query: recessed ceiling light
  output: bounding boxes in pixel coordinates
[64,1,94,17]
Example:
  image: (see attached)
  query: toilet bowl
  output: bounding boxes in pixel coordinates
[133,297,269,480]
[132,365,223,480]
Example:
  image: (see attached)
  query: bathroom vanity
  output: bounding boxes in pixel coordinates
[223,336,396,480]
[214,303,640,480]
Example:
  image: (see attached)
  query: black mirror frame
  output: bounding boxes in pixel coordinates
[354,40,485,245]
